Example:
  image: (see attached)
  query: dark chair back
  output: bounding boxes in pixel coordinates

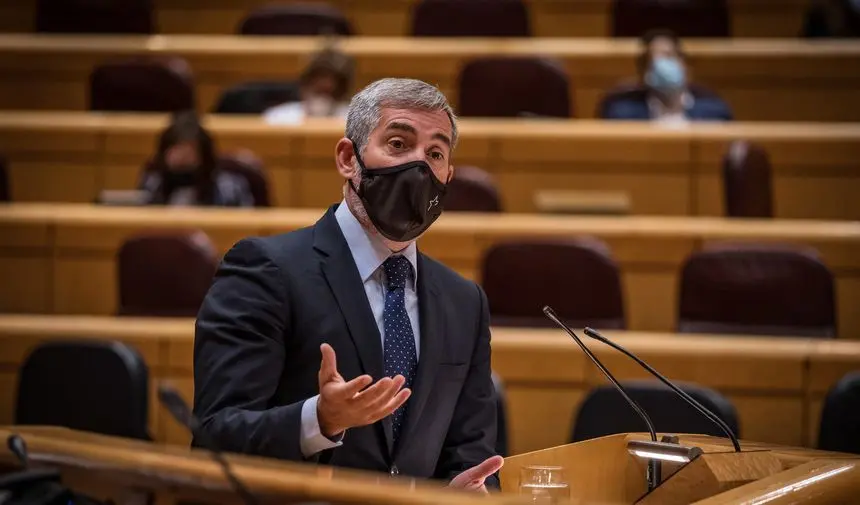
[16,340,150,440]
[481,238,625,328]
[678,245,837,337]
[818,372,860,454]
[239,3,353,35]
[0,155,9,202]
[491,372,509,457]
[722,140,773,218]
[36,0,154,34]
[89,57,195,112]
[411,0,530,37]
[611,0,730,37]
[445,166,503,212]
[117,230,219,317]
[458,57,571,118]
[213,81,301,114]
[219,151,272,207]
[571,381,740,442]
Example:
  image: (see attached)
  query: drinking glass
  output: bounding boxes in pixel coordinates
[519,465,570,504]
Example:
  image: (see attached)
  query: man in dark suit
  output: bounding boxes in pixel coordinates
[193,78,503,491]
[601,29,733,123]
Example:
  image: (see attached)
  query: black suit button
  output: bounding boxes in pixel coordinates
[390,465,399,476]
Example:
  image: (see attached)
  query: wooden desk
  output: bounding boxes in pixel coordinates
[1,203,860,333]
[1,35,859,122]
[2,112,860,220]
[1,315,858,456]
[0,0,813,38]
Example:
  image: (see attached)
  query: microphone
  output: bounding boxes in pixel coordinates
[7,434,29,467]
[157,384,259,505]
[542,306,664,490]
[582,327,742,453]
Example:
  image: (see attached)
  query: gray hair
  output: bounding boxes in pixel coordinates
[345,78,458,153]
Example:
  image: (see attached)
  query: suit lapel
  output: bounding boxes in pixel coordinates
[314,206,392,457]
[395,254,445,457]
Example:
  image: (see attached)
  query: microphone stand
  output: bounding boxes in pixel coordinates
[542,306,663,490]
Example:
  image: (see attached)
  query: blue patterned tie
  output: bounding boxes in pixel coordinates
[382,255,418,442]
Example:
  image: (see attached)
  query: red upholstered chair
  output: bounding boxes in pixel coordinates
[117,230,219,317]
[678,244,837,337]
[481,239,626,328]
[0,155,9,202]
[444,166,503,212]
[238,3,353,35]
[218,150,272,207]
[35,0,155,34]
[89,57,195,112]
[722,140,773,218]
[611,0,730,37]
[411,0,530,37]
[458,57,572,118]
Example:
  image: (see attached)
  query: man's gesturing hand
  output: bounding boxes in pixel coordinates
[449,456,505,493]
[316,343,411,438]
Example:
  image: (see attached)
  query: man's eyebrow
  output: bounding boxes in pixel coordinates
[384,121,417,135]
[432,132,452,148]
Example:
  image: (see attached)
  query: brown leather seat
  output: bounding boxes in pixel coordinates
[611,0,730,37]
[0,155,9,202]
[89,57,195,112]
[117,230,219,317]
[722,140,773,218]
[36,0,155,34]
[481,238,626,328]
[218,150,272,207]
[458,57,572,118]
[678,244,836,337]
[411,0,530,37]
[238,3,353,36]
[445,166,503,212]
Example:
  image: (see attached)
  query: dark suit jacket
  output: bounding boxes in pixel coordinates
[601,86,734,121]
[192,204,498,485]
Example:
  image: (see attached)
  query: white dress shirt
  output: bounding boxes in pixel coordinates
[299,201,420,457]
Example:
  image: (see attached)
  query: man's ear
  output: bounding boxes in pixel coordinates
[446,164,455,184]
[335,138,357,179]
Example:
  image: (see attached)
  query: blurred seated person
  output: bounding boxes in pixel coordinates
[263,48,355,124]
[603,29,733,123]
[803,0,860,37]
[139,111,255,207]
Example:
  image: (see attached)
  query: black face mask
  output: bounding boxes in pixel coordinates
[164,167,198,188]
[348,141,448,242]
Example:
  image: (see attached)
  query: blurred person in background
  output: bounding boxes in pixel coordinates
[264,48,355,124]
[139,111,255,207]
[604,29,733,123]
[803,0,860,37]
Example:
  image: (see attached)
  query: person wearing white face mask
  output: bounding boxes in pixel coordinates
[264,48,355,125]
[601,29,733,123]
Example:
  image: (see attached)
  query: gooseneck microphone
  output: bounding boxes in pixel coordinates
[582,327,742,453]
[157,385,259,505]
[542,307,658,443]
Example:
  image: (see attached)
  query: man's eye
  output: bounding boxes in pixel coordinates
[390,140,405,149]
[430,152,444,160]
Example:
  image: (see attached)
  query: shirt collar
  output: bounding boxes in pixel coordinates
[334,200,418,288]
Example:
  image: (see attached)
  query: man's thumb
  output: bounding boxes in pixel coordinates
[452,456,504,487]
[319,343,338,379]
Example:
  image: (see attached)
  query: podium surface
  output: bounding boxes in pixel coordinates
[1,427,857,504]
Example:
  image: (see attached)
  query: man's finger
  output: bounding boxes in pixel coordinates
[351,376,398,405]
[357,376,406,413]
[366,388,412,423]
[334,374,373,400]
[319,344,338,379]
[451,456,504,488]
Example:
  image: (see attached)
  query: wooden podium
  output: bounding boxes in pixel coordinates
[2,426,858,504]
[501,433,860,504]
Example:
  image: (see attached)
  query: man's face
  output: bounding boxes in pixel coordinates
[359,107,453,184]
[647,36,685,73]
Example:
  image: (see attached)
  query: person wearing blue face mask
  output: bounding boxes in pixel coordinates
[600,29,734,123]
